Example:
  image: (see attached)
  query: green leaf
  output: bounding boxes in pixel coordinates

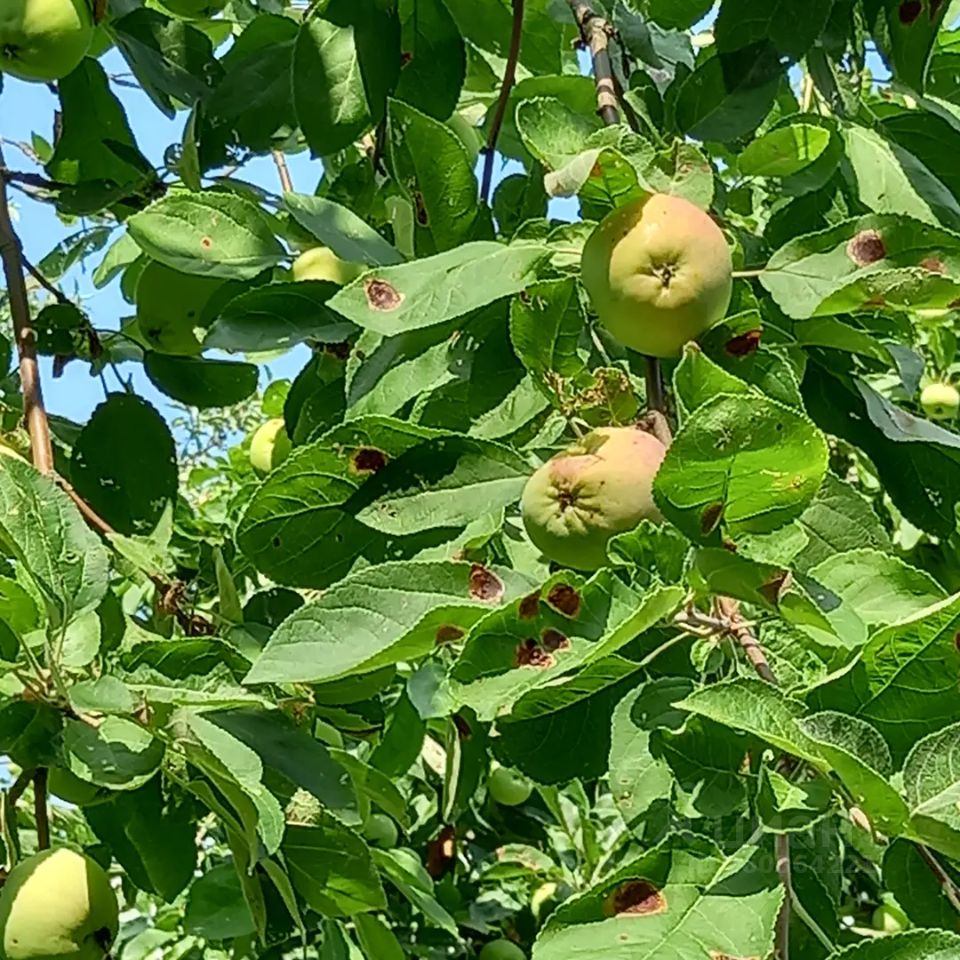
[283,820,387,917]
[127,191,285,279]
[761,212,960,319]
[72,394,178,536]
[871,0,950,92]
[714,0,835,60]
[0,458,109,627]
[738,124,832,177]
[327,241,549,336]
[393,0,466,119]
[371,848,457,933]
[62,716,165,790]
[515,96,604,171]
[643,0,712,29]
[284,194,404,267]
[903,722,960,851]
[653,393,828,541]
[829,931,960,958]
[352,437,529,535]
[674,44,783,143]
[293,1,400,156]
[246,560,534,685]
[756,766,835,833]
[355,914,405,960]
[144,354,258,409]
[809,592,960,764]
[883,839,959,929]
[842,124,960,231]
[386,99,479,254]
[184,863,256,939]
[205,281,357,354]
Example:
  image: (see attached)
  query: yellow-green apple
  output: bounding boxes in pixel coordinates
[292,247,363,286]
[581,193,732,357]
[521,425,666,570]
[0,847,118,960]
[249,418,292,475]
[920,382,960,420]
[0,0,93,82]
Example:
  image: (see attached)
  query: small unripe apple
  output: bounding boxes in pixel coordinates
[581,193,733,357]
[0,847,118,960]
[521,426,667,571]
[479,940,525,960]
[363,813,398,848]
[487,766,532,806]
[872,902,909,934]
[0,0,94,82]
[249,419,292,476]
[292,247,363,286]
[920,382,960,420]
[531,881,559,922]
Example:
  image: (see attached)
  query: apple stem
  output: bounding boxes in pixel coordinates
[643,355,666,414]
[0,152,55,474]
[480,0,525,205]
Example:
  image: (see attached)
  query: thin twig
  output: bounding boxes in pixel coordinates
[271,150,293,194]
[916,844,960,914]
[716,596,778,684]
[33,769,49,850]
[22,254,69,304]
[480,0,524,205]
[0,152,55,473]
[644,356,665,414]
[568,2,620,125]
[7,769,35,808]
[1,170,63,192]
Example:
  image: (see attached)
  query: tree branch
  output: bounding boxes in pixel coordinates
[917,844,960,915]
[0,152,55,474]
[271,150,293,194]
[33,769,49,850]
[480,0,524,205]
[568,2,620,125]
[715,596,778,684]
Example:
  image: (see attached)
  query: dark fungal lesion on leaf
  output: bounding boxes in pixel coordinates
[898,0,922,22]
[351,447,388,474]
[435,624,465,646]
[364,278,404,311]
[413,192,429,226]
[603,879,666,917]
[518,590,540,619]
[919,256,946,273]
[846,229,886,266]
[724,329,761,357]
[541,628,570,652]
[515,637,554,669]
[546,583,581,618]
[469,564,504,602]
[700,501,725,535]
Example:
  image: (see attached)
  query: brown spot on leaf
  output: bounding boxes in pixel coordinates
[518,289,532,305]
[400,51,413,67]
[352,447,387,474]
[519,591,541,619]
[515,638,555,668]
[546,583,582,618]
[324,340,352,360]
[469,564,504,602]
[425,824,456,879]
[590,161,603,178]
[365,278,404,311]
[898,0,923,22]
[541,628,570,652]
[954,631,960,650]
[758,571,790,606]
[710,954,760,960]
[414,192,429,226]
[846,229,886,266]
[862,297,886,309]
[724,329,762,357]
[604,879,666,917]
[435,624,465,646]
[701,501,724,535]
[200,236,213,249]
[453,714,472,739]
[920,256,946,273]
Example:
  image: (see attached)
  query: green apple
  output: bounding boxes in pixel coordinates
[0,0,93,82]
[292,247,363,286]
[581,193,733,357]
[478,940,525,960]
[921,382,960,420]
[487,766,532,806]
[521,425,666,571]
[872,902,909,934]
[0,847,118,960]
[363,813,398,848]
[249,418,292,476]
[531,882,558,923]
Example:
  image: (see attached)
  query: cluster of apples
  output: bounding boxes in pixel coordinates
[522,193,732,571]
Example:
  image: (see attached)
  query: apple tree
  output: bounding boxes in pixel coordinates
[4,0,960,958]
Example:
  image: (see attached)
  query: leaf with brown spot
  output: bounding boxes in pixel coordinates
[920,256,946,273]
[514,638,554,668]
[846,229,886,266]
[469,564,504,602]
[352,447,388,474]
[541,628,570,652]
[546,583,581,618]
[898,0,922,22]
[603,879,666,917]
[435,624,465,645]
[413,192,429,226]
[700,501,725,535]
[364,278,404,312]
[519,591,540,619]
[724,329,762,357]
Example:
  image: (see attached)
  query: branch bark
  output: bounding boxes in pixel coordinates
[33,769,49,850]
[0,153,55,473]
[271,150,293,194]
[480,0,524,205]
[568,2,620,125]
